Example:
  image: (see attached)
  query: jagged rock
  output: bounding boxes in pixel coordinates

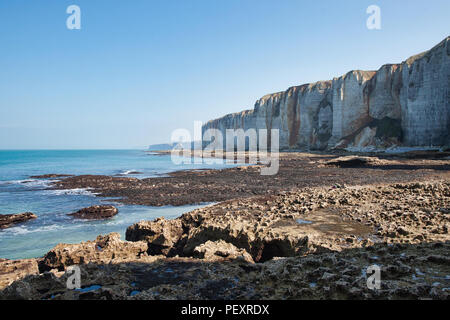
[202,37,450,150]
[125,181,450,264]
[0,212,37,229]
[193,240,254,263]
[126,217,184,255]
[1,181,449,300]
[39,233,148,271]
[68,205,118,220]
[0,259,39,290]
[4,241,449,300]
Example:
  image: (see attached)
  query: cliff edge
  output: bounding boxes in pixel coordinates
[203,37,450,151]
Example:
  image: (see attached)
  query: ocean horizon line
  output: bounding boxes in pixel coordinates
[0,148,149,151]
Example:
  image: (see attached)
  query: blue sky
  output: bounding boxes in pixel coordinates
[0,0,448,149]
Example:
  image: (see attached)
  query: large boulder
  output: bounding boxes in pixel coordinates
[0,212,37,229]
[193,240,254,263]
[40,233,148,271]
[68,205,118,220]
[126,217,184,256]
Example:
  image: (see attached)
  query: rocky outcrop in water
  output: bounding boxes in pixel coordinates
[29,174,73,179]
[68,205,118,220]
[202,37,450,151]
[0,212,37,229]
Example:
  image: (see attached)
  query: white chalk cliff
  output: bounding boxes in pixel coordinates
[202,37,450,151]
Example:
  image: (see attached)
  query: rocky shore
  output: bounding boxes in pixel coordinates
[49,152,450,206]
[0,173,448,300]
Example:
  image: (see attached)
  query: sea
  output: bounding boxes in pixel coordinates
[0,150,234,260]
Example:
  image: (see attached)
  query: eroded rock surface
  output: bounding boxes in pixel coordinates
[1,181,448,300]
[1,242,448,300]
[39,233,149,272]
[193,240,254,263]
[0,259,39,290]
[126,181,449,263]
[126,217,184,256]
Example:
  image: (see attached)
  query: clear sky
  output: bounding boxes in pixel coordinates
[0,0,448,149]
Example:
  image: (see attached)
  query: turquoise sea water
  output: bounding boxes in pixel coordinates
[0,150,233,260]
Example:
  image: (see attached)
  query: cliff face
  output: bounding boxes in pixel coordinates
[203,37,450,151]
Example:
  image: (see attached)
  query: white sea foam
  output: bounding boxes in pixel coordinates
[0,179,54,188]
[0,226,30,236]
[1,223,72,236]
[44,188,98,196]
[118,169,142,176]
[21,179,53,188]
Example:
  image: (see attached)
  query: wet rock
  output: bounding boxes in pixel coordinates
[50,152,450,208]
[320,272,338,282]
[0,212,37,229]
[30,174,73,179]
[68,205,118,220]
[426,255,450,265]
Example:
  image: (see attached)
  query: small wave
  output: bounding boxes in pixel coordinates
[0,224,63,236]
[118,169,143,175]
[0,179,53,188]
[0,226,30,235]
[21,179,53,188]
[44,188,98,196]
